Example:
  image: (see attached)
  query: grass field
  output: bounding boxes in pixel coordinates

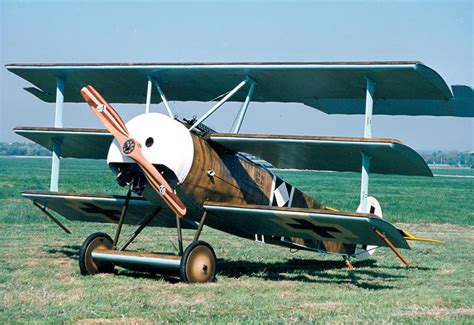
[1,157,473,323]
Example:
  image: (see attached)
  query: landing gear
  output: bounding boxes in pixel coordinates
[78,201,217,282]
[180,241,217,283]
[79,232,115,275]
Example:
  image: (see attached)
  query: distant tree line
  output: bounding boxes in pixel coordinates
[420,151,474,168]
[0,142,51,156]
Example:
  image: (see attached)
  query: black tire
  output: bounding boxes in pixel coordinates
[79,232,115,275]
[180,241,217,283]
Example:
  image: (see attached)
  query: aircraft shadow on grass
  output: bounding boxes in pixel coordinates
[46,245,81,259]
[41,244,439,290]
[216,258,404,290]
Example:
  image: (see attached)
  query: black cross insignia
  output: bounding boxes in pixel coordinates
[79,203,121,221]
[286,219,341,239]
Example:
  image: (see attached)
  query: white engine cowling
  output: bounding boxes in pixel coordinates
[107,113,194,184]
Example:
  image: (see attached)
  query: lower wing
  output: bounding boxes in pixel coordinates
[203,202,410,251]
[22,191,197,229]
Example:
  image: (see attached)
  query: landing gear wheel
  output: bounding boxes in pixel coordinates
[79,232,114,275]
[180,241,216,283]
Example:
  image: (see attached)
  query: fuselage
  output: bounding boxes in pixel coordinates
[107,113,352,254]
[182,132,323,210]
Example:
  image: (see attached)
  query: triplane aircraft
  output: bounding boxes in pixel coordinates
[7,62,473,282]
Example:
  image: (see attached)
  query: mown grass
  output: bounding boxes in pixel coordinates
[275,168,474,225]
[0,157,473,323]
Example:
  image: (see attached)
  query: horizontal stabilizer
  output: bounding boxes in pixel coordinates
[14,127,112,159]
[7,61,471,116]
[203,202,410,249]
[209,134,432,176]
[23,191,196,229]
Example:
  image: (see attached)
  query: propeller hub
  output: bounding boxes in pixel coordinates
[122,139,137,155]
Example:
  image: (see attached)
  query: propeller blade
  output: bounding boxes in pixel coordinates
[80,85,187,217]
[80,85,129,142]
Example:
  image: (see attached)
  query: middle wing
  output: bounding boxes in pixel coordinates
[209,133,432,176]
[14,127,431,176]
[14,127,112,159]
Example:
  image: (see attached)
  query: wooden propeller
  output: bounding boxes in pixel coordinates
[80,85,187,217]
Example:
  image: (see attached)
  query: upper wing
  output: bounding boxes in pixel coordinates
[203,202,409,249]
[23,191,197,229]
[7,61,471,117]
[209,133,432,176]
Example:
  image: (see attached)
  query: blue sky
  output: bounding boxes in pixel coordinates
[1,0,472,150]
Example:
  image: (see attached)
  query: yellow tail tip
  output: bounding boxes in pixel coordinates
[401,229,444,244]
